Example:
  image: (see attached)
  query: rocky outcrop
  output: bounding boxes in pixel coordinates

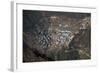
[23,10,91,62]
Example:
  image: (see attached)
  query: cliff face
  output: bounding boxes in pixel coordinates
[23,10,91,62]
